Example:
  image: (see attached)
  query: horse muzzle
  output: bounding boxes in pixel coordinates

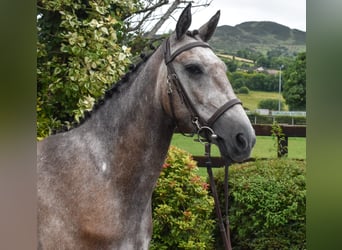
[212,111,256,163]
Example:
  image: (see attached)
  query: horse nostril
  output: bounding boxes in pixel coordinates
[236,133,248,151]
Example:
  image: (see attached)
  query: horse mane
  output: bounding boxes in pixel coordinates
[52,39,163,135]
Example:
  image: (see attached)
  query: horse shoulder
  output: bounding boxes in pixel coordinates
[38,132,126,243]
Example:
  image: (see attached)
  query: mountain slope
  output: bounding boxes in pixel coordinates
[210,21,306,56]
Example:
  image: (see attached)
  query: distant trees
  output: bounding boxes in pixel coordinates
[236,47,293,69]
[228,71,279,92]
[227,51,306,110]
[282,52,306,111]
[226,60,238,72]
[236,48,261,62]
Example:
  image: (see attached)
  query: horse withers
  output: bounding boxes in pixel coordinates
[37,4,255,249]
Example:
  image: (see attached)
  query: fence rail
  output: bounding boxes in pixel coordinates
[189,124,306,167]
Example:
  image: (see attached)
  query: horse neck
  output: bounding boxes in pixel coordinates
[75,46,174,190]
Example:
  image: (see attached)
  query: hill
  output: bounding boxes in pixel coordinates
[210,21,306,56]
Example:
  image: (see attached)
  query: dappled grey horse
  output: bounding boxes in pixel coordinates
[37,4,255,249]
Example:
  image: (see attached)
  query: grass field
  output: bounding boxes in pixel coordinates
[171,90,305,172]
[171,134,306,177]
[171,134,306,159]
[237,90,288,111]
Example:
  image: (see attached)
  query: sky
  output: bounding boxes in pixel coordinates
[159,0,306,33]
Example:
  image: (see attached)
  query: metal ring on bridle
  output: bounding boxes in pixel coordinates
[197,126,218,144]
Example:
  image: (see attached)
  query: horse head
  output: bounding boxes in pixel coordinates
[159,4,256,162]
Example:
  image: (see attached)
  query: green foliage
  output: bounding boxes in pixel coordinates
[271,122,288,157]
[236,48,261,62]
[282,52,306,111]
[151,146,215,250]
[258,98,284,110]
[214,159,306,249]
[37,0,139,139]
[225,60,238,73]
[229,71,279,92]
[256,55,271,68]
[238,86,249,94]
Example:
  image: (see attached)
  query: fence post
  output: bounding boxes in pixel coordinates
[277,136,288,157]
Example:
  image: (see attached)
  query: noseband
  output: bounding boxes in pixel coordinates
[163,37,242,141]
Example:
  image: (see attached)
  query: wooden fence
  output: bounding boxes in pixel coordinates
[191,124,306,167]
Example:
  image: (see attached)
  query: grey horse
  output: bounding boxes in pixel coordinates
[37,4,255,249]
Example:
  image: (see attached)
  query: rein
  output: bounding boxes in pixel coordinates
[205,143,232,250]
[163,37,241,250]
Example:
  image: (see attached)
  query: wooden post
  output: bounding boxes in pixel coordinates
[277,136,288,157]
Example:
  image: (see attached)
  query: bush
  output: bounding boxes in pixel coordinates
[258,98,284,110]
[238,86,250,94]
[213,159,306,249]
[151,146,215,250]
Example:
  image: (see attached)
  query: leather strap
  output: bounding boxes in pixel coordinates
[205,143,232,250]
[165,41,212,65]
[207,98,242,127]
[163,37,242,134]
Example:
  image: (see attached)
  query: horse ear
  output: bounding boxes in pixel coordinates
[176,3,192,40]
[198,10,220,42]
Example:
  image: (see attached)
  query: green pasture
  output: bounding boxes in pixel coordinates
[171,134,306,159]
[171,89,306,176]
[237,90,288,111]
[171,134,306,177]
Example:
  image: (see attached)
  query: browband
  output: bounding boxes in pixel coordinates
[164,39,212,65]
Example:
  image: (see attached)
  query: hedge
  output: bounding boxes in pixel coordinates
[151,148,306,249]
[213,159,306,249]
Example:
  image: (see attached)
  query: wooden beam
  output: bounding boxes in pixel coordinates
[252,124,306,137]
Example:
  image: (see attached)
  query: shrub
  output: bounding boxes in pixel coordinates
[213,159,306,249]
[238,86,250,94]
[258,98,284,111]
[151,146,215,250]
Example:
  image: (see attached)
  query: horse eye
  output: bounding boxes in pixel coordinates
[185,64,203,75]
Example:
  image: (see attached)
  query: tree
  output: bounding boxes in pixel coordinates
[37,0,137,139]
[282,52,306,111]
[256,55,271,68]
[226,60,237,73]
[125,0,213,37]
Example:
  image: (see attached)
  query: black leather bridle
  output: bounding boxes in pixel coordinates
[163,37,242,140]
[163,36,241,250]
